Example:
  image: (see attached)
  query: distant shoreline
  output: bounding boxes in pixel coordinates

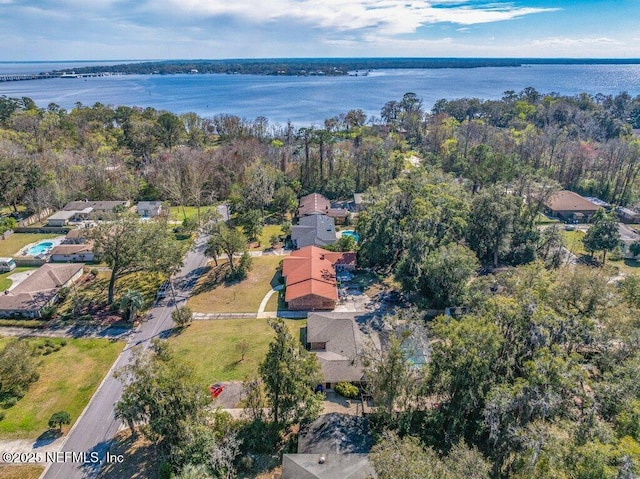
[44,57,640,78]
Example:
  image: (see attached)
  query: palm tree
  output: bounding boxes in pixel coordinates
[120,289,144,323]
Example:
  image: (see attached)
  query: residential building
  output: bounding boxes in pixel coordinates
[616,206,640,224]
[136,201,165,218]
[282,246,356,311]
[282,413,377,479]
[543,190,600,223]
[46,210,76,227]
[298,193,349,223]
[292,215,337,249]
[63,229,88,244]
[49,242,95,263]
[306,312,372,389]
[618,223,640,259]
[61,200,130,220]
[62,200,130,212]
[353,193,369,212]
[0,263,84,318]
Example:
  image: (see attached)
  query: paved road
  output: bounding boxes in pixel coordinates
[42,233,210,479]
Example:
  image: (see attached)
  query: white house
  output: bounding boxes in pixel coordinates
[49,243,95,263]
[136,201,165,218]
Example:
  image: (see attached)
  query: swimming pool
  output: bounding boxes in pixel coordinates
[26,241,54,256]
[341,230,360,242]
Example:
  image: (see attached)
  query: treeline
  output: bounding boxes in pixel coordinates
[1,86,640,220]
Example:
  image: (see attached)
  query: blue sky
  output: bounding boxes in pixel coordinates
[1,0,638,60]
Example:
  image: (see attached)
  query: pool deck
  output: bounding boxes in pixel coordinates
[19,236,65,257]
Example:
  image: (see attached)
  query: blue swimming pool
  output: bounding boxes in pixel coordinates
[26,241,54,256]
[341,230,360,242]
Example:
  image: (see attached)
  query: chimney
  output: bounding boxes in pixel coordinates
[318,455,326,464]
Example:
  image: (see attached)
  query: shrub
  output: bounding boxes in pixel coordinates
[171,306,193,327]
[40,305,56,320]
[335,382,359,399]
[90,268,99,276]
[48,410,71,431]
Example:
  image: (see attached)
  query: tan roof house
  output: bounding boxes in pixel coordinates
[0,263,84,318]
[49,242,95,263]
[543,190,600,222]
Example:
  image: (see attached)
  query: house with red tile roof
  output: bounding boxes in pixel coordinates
[282,246,356,311]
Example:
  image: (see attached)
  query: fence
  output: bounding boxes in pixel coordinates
[17,208,52,227]
[13,257,47,267]
[14,226,71,234]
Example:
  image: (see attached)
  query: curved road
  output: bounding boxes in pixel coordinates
[43,233,210,479]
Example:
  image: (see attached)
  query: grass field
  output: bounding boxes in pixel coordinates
[188,256,283,313]
[0,465,44,479]
[0,233,61,257]
[168,319,306,384]
[246,224,285,251]
[0,337,123,440]
[167,205,217,223]
[561,229,587,256]
[0,267,36,292]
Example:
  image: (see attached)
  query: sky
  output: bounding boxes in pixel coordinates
[1,0,639,61]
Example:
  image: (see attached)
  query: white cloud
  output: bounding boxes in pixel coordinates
[155,0,558,34]
[532,37,623,47]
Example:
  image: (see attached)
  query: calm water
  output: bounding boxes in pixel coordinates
[1,62,639,126]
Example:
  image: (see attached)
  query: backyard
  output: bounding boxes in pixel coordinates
[562,228,640,275]
[0,336,123,440]
[168,318,306,385]
[0,233,60,257]
[188,255,283,314]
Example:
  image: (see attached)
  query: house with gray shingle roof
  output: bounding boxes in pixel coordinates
[282,413,377,479]
[292,215,337,249]
[0,263,84,318]
[306,312,376,389]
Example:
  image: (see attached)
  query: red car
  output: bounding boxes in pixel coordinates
[209,383,225,398]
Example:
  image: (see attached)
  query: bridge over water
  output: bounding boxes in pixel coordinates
[0,72,110,82]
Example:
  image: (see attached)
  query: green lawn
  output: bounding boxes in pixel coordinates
[0,337,123,440]
[188,256,283,313]
[0,267,36,292]
[0,233,61,257]
[246,224,285,251]
[169,319,306,385]
[167,205,217,223]
[561,229,587,256]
